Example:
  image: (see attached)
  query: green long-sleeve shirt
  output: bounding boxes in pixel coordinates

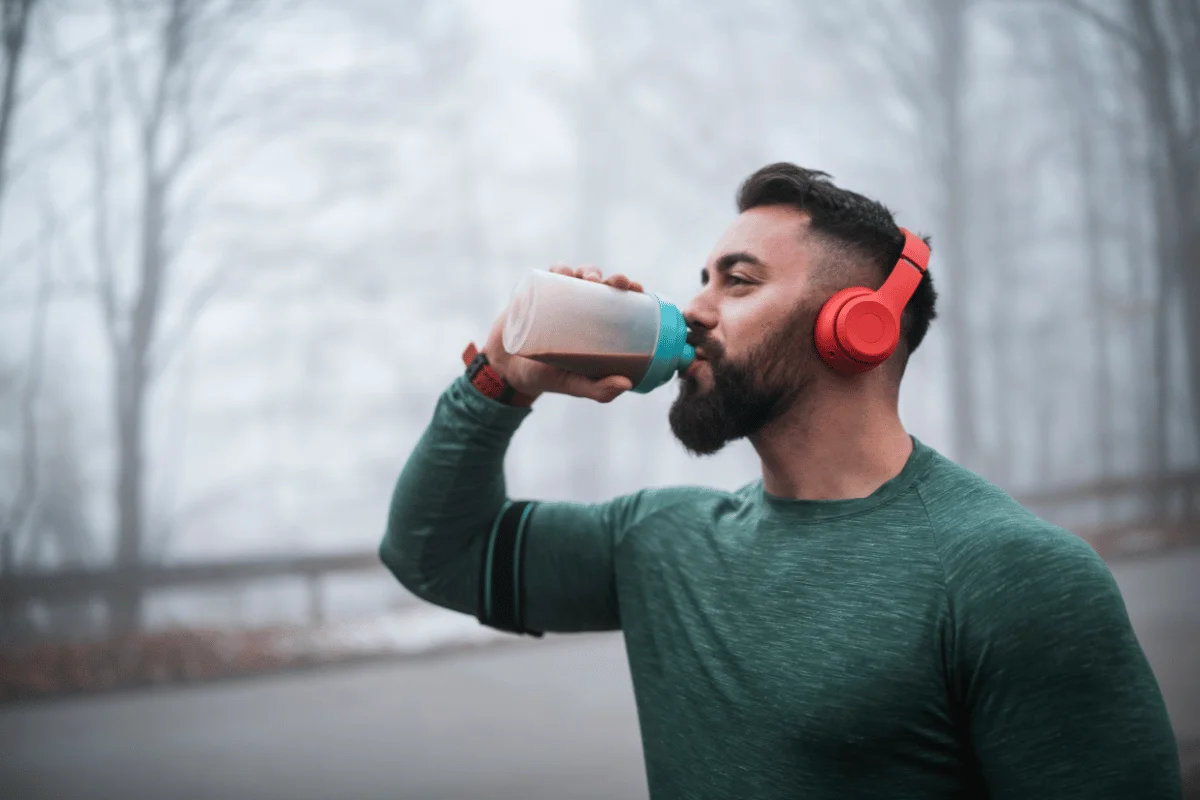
[381,375,1181,799]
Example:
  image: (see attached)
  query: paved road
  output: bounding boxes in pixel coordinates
[1,550,1197,800]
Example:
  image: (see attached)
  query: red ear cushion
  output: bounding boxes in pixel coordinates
[815,287,871,373]
[814,287,899,374]
[840,295,900,362]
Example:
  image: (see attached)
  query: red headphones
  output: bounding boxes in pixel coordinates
[814,227,930,374]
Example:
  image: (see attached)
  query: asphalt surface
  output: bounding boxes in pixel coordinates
[1,549,1197,800]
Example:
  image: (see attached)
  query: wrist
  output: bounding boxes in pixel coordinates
[481,347,539,400]
[462,343,537,407]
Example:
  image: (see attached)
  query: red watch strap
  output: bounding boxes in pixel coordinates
[462,343,535,407]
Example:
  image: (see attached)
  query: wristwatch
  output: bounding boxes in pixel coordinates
[462,343,535,407]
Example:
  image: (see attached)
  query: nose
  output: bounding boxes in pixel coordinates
[683,288,718,339]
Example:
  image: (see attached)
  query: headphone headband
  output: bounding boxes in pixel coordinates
[876,228,929,319]
[898,228,930,273]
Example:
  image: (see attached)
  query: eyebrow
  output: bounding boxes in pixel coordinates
[701,251,766,285]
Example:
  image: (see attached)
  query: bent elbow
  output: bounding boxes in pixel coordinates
[378,531,428,601]
[378,522,478,616]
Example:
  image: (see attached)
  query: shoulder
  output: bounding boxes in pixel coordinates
[603,483,749,543]
[913,446,1118,619]
[631,483,751,520]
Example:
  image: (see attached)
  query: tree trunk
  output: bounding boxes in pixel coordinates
[569,0,614,499]
[109,352,147,632]
[1058,31,1116,477]
[932,0,979,471]
[1184,218,1200,446]
[979,154,1014,485]
[1128,0,1198,513]
[108,149,167,634]
[0,0,32,210]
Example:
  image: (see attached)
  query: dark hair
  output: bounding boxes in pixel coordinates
[736,163,938,369]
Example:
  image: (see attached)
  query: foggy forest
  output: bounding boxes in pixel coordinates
[1,0,1195,630]
[0,0,1197,794]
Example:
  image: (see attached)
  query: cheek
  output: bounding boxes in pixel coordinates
[720,292,800,358]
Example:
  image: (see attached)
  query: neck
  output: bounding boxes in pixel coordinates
[751,380,913,501]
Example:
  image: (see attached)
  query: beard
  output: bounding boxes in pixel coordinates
[668,303,820,456]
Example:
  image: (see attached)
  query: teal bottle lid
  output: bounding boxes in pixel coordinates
[632,295,695,394]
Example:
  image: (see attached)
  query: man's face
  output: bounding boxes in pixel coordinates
[669,205,827,456]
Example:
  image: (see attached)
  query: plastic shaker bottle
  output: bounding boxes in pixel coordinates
[501,269,696,394]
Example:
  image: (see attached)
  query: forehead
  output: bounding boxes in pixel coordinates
[706,205,814,272]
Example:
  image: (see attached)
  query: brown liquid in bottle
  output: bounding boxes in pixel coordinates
[529,352,652,383]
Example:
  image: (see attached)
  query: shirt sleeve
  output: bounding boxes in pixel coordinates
[943,521,1181,799]
[380,375,646,635]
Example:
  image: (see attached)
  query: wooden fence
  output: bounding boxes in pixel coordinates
[2,470,1196,634]
[0,550,384,628]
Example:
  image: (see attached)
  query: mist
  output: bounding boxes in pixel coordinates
[0,0,1196,797]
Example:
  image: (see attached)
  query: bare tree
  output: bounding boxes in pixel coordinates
[0,202,51,563]
[1044,17,1120,475]
[563,0,621,497]
[800,0,984,470]
[1039,0,1200,514]
[87,0,262,632]
[1127,0,1200,463]
[553,0,783,493]
[927,0,983,472]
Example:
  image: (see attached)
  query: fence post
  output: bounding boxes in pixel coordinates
[307,574,324,626]
[1,532,13,636]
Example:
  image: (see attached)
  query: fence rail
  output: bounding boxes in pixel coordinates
[1014,469,1199,509]
[0,551,382,603]
[2,471,1196,630]
[0,550,387,629]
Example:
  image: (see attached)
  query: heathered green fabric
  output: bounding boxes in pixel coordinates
[382,376,1182,799]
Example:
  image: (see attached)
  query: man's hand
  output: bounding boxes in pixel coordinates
[483,265,646,404]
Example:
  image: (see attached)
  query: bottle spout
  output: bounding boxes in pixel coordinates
[678,343,696,372]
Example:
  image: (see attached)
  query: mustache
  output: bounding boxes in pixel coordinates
[686,330,724,361]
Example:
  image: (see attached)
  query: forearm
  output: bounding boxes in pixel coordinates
[379,375,532,615]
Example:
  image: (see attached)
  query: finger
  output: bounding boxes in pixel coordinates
[556,265,585,279]
[557,371,633,403]
[597,375,635,400]
[606,275,644,293]
[579,265,602,282]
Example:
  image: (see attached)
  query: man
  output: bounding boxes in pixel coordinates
[381,163,1181,798]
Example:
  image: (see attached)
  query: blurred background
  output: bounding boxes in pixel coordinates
[0,0,1196,797]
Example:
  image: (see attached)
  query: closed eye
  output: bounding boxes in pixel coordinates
[726,274,751,287]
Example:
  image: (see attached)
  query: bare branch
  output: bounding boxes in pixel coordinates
[141,0,188,155]
[800,0,936,119]
[21,21,109,103]
[161,26,198,183]
[1058,0,1144,51]
[0,186,105,293]
[149,260,231,379]
[108,0,147,121]
[993,0,1148,54]
[6,103,95,185]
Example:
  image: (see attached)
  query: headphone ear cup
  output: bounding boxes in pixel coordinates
[815,287,900,374]
[815,287,873,374]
